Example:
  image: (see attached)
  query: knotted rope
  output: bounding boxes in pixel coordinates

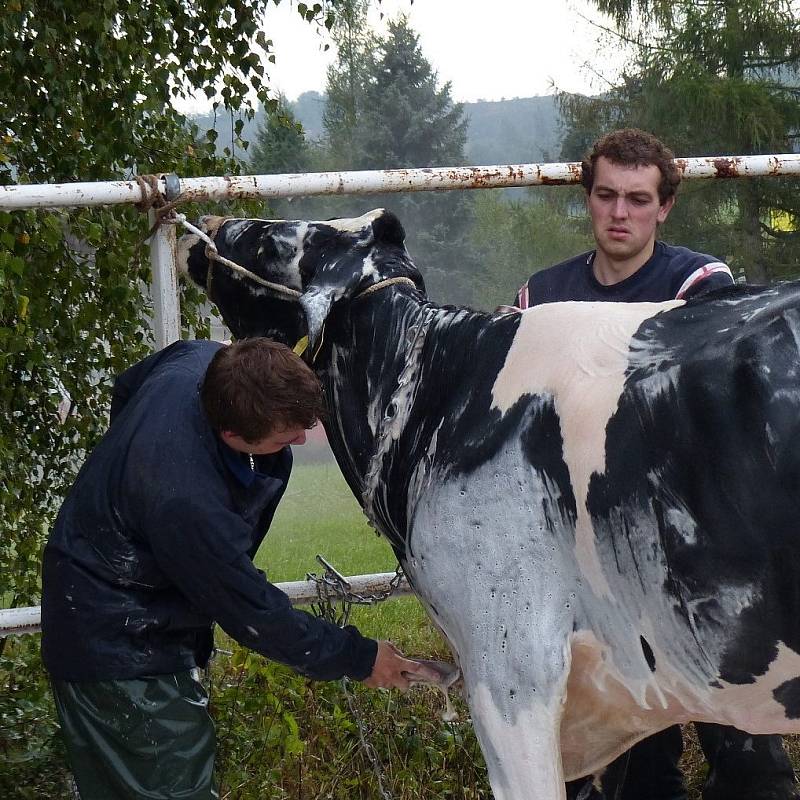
[135,174,187,238]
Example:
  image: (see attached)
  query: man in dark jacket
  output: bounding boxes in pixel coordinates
[42,337,435,800]
[514,129,798,800]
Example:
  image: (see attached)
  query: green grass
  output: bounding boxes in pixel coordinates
[256,461,446,654]
[257,461,394,581]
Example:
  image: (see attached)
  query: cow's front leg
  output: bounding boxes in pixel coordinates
[461,636,572,800]
[407,465,577,799]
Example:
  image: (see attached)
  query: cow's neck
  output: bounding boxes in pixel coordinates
[315,286,508,557]
[316,287,429,543]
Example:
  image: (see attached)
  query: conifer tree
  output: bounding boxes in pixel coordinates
[251,97,311,176]
[250,97,312,217]
[322,0,374,170]
[322,14,477,303]
[352,17,468,170]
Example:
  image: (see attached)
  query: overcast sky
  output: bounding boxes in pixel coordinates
[178,1,632,113]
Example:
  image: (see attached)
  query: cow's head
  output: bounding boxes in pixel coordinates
[178,208,425,348]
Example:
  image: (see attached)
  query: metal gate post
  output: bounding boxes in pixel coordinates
[147,174,182,349]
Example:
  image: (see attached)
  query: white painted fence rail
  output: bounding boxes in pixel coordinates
[2,153,799,639]
[0,606,42,637]
[0,572,412,637]
[2,154,800,210]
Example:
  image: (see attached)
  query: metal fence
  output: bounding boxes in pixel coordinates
[0,571,414,637]
[2,152,799,637]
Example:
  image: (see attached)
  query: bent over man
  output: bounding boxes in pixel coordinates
[515,128,798,800]
[42,337,435,799]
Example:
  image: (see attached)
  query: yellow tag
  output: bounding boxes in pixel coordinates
[292,335,309,356]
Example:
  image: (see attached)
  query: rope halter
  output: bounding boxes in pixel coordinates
[173,213,303,302]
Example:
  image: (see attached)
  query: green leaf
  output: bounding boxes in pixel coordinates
[8,256,25,275]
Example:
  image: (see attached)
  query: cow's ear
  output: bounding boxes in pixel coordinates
[300,264,368,350]
[371,209,405,246]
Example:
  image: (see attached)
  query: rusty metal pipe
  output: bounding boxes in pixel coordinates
[2,154,799,210]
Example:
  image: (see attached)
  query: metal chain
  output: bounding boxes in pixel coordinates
[307,554,405,800]
[306,555,405,628]
[341,677,393,800]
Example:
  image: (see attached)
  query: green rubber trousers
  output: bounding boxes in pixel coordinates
[51,670,217,799]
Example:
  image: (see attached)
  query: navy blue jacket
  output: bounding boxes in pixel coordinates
[41,340,377,682]
[515,241,734,307]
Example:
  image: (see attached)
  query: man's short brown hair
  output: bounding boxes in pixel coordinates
[581,128,681,204]
[200,338,324,443]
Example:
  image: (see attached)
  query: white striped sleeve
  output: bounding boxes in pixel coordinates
[675,262,734,299]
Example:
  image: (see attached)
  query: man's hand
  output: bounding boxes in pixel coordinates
[362,640,440,689]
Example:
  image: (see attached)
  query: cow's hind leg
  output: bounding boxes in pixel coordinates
[597,749,630,800]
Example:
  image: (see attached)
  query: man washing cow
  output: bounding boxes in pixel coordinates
[41,337,437,800]
[513,128,798,800]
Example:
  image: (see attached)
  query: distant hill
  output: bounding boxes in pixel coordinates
[463,96,562,165]
[189,91,564,168]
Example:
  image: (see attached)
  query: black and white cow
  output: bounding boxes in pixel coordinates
[179,209,800,800]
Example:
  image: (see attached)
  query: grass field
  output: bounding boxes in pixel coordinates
[256,460,394,582]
